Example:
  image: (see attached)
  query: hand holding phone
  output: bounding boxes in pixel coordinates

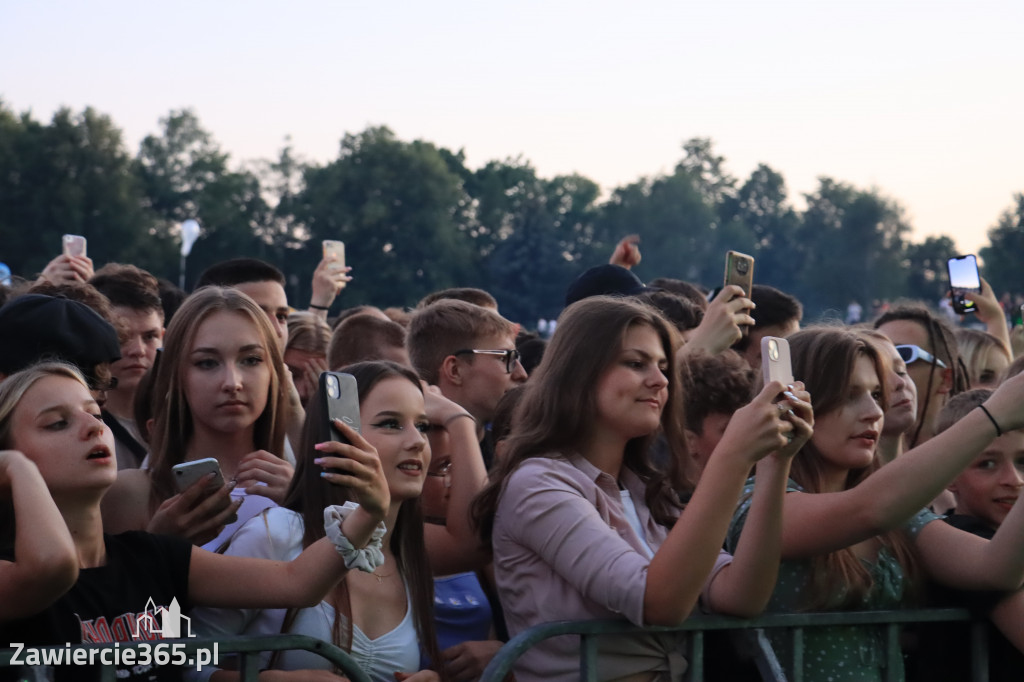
[724,251,755,337]
[172,457,225,493]
[947,254,981,314]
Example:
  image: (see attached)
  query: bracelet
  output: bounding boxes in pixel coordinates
[309,303,330,311]
[323,502,386,572]
[443,413,476,428]
[978,405,1003,437]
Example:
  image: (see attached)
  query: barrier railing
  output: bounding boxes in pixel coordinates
[0,634,372,682]
[0,608,988,682]
[478,608,985,682]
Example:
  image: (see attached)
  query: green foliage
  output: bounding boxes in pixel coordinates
[1,103,1019,325]
[979,194,1024,298]
[292,127,478,308]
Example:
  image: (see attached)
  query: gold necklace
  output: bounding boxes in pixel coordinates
[372,570,394,584]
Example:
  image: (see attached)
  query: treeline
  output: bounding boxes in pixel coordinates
[1,102,1021,322]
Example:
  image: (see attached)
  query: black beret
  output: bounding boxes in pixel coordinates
[0,294,121,380]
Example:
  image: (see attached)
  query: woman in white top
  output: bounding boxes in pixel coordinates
[102,286,295,547]
[194,360,477,682]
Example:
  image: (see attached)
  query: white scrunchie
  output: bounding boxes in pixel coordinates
[324,502,387,572]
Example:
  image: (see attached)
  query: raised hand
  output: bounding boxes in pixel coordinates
[235,449,295,503]
[314,418,390,519]
[147,475,242,545]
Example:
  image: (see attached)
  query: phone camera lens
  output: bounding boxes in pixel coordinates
[327,376,340,399]
[736,260,749,275]
[768,339,779,361]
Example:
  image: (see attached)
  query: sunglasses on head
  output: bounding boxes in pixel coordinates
[895,344,947,369]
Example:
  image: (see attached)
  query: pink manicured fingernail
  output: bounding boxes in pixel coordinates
[315,443,329,451]
[313,458,325,466]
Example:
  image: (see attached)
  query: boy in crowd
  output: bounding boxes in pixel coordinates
[90,263,165,469]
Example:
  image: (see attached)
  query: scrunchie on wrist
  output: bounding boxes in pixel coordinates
[323,502,386,572]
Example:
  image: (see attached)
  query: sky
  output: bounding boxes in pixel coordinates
[3,0,1022,258]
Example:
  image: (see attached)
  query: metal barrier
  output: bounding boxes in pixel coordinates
[0,634,372,682]
[478,608,986,682]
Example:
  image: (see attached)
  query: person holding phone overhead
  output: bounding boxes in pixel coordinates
[0,361,390,682]
[473,296,813,682]
[727,326,1024,681]
[102,287,295,549]
[191,360,478,682]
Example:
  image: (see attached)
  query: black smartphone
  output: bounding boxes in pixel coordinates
[724,250,755,337]
[947,254,981,315]
[319,371,361,443]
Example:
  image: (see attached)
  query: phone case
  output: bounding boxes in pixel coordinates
[320,372,360,443]
[62,234,87,258]
[322,240,346,270]
[724,250,754,297]
[761,336,794,388]
[172,457,224,492]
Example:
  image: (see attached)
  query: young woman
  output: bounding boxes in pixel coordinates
[858,330,918,464]
[102,287,296,548]
[0,362,389,682]
[727,327,1024,682]
[192,361,480,682]
[473,296,813,682]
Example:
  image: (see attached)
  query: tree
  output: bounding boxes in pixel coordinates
[135,109,270,287]
[904,235,958,305]
[467,159,601,321]
[0,103,158,279]
[979,194,1024,300]
[291,126,478,308]
[797,179,910,317]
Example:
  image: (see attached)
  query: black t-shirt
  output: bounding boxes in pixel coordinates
[1,531,192,682]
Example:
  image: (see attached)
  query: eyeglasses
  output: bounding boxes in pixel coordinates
[452,348,521,374]
[89,376,119,394]
[895,345,947,369]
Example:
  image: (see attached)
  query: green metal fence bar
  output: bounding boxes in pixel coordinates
[0,634,373,682]
[479,608,981,682]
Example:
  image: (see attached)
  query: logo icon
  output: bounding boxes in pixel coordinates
[132,598,194,639]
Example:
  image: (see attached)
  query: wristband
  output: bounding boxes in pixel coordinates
[443,413,476,428]
[323,502,386,572]
[309,304,330,311]
[978,405,1003,437]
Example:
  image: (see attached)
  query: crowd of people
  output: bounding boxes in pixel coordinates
[0,235,1022,682]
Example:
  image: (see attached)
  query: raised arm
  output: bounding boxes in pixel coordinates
[189,421,389,609]
[421,385,491,575]
[777,372,1024,559]
[308,255,352,320]
[707,385,812,617]
[0,450,78,621]
[966,278,1012,356]
[646,381,794,624]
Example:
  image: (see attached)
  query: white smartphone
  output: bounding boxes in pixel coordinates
[62,234,87,258]
[761,336,794,388]
[172,457,225,493]
[322,240,346,271]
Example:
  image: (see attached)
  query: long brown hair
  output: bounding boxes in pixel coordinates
[147,286,288,504]
[874,305,968,447]
[282,361,443,677]
[788,327,922,610]
[473,296,688,547]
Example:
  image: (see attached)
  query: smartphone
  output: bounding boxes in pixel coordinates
[172,458,225,493]
[947,254,980,314]
[762,336,794,388]
[724,250,755,337]
[322,240,346,272]
[62,234,87,258]
[320,371,361,444]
